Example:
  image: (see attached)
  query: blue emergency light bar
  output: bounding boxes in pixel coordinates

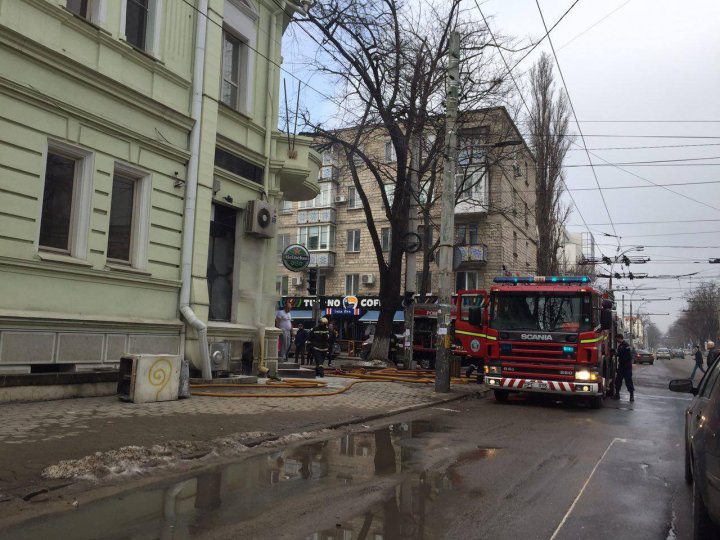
[493,276,591,284]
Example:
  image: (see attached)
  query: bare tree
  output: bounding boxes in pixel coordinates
[528,53,572,275]
[674,282,720,345]
[293,0,513,359]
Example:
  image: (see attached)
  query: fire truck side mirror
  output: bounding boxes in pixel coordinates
[469,307,483,326]
[600,308,613,331]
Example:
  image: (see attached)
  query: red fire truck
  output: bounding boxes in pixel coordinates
[455,276,616,408]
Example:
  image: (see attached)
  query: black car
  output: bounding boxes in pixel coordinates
[670,363,720,538]
[634,349,655,365]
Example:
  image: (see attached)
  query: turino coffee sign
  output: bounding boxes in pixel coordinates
[281,244,311,271]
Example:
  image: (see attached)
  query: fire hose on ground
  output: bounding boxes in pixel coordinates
[189,368,472,398]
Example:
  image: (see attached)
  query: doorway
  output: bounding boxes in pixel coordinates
[207,203,237,321]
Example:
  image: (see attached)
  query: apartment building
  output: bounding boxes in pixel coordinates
[0,0,319,376]
[276,107,537,339]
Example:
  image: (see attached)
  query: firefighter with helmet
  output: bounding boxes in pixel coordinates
[309,317,331,377]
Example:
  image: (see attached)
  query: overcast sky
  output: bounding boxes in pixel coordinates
[283,0,720,336]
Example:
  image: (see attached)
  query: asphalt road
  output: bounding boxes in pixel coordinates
[1,356,700,540]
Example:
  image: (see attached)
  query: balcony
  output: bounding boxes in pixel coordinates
[319,165,340,182]
[274,134,321,202]
[453,244,488,267]
[455,199,488,215]
[309,252,336,269]
[298,208,336,224]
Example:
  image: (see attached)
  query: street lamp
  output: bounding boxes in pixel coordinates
[607,246,645,291]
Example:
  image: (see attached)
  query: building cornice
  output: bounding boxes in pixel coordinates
[0,256,182,292]
[0,77,191,163]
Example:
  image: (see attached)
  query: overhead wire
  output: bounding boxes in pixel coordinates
[474,0,605,254]
[533,0,619,241]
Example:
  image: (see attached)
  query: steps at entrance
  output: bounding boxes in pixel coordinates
[277,361,316,379]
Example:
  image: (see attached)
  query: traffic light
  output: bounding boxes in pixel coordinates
[307,268,318,295]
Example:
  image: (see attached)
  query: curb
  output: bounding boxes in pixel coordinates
[326,385,490,430]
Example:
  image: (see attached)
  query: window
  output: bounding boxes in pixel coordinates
[458,137,487,167]
[277,233,292,257]
[301,183,334,209]
[524,202,529,228]
[298,225,335,250]
[351,144,365,167]
[512,189,518,216]
[219,0,256,114]
[417,225,433,249]
[384,141,396,163]
[384,184,395,207]
[66,0,89,18]
[456,271,478,292]
[39,143,93,258]
[107,164,151,268]
[124,0,159,54]
[346,274,360,295]
[347,186,362,209]
[221,32,244,110]
[322,148,337,166]
[525,240,530,267]
[215,147,264,184]
[381,227,391,252]
[317,273,326,296]
[458,168,488,207]
[513,231,518,257]
[454,223,478,246]
[347,229,361,252]
[107,174,135,263]
[416,271,431,293]
[280,200,293,213]
[276,275,289,296]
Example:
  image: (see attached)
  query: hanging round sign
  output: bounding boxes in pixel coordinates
[282,244,311,272]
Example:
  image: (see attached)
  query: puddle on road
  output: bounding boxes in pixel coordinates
[2,419,497,540]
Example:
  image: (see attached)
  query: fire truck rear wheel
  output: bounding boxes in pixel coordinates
[493,390,510,403]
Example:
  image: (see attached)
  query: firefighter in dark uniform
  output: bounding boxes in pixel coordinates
[613,333,635,402]
[389,333,399,365]
[308,317,331,377]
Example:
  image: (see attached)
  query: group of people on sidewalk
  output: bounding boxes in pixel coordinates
[275,302,339,378]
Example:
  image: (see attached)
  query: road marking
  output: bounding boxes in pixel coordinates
[550,437,627,540]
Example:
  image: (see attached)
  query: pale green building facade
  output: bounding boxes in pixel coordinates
[0,0,319,375]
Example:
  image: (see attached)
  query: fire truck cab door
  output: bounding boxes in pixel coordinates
[456,290,489,357]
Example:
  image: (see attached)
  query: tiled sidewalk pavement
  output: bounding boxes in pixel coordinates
[0,378,478,446]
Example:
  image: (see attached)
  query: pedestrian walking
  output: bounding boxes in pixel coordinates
[275,300,293,361]
[613,333,635,402]
[294,323,308,365]
[308,317,331,377]
[690,345,706,379]
[707,340,720,369]
[327,323,338,366]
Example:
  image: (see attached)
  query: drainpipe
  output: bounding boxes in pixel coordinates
[180,0,212,380]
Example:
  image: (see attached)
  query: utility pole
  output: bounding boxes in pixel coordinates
[435,31,460,393]
[403,137,420,369]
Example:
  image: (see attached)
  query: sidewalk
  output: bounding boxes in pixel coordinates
[0,375,485,509]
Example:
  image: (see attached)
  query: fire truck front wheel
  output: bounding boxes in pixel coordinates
[493,390,510,403]
[588,395,604,409]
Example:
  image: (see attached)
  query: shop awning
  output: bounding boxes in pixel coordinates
[359,310,405,323]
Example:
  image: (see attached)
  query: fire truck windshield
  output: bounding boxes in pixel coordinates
[490,292,592,332]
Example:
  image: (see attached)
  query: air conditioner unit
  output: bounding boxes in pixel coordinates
[362,273,375,285]
[292,276,304,286]
[335,195,347,204]
[245,200,277,238]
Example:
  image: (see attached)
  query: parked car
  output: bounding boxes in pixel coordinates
[672,348,685,359]
[656,348,672,360]
[634,349,655,365]
[669,364,720,538]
